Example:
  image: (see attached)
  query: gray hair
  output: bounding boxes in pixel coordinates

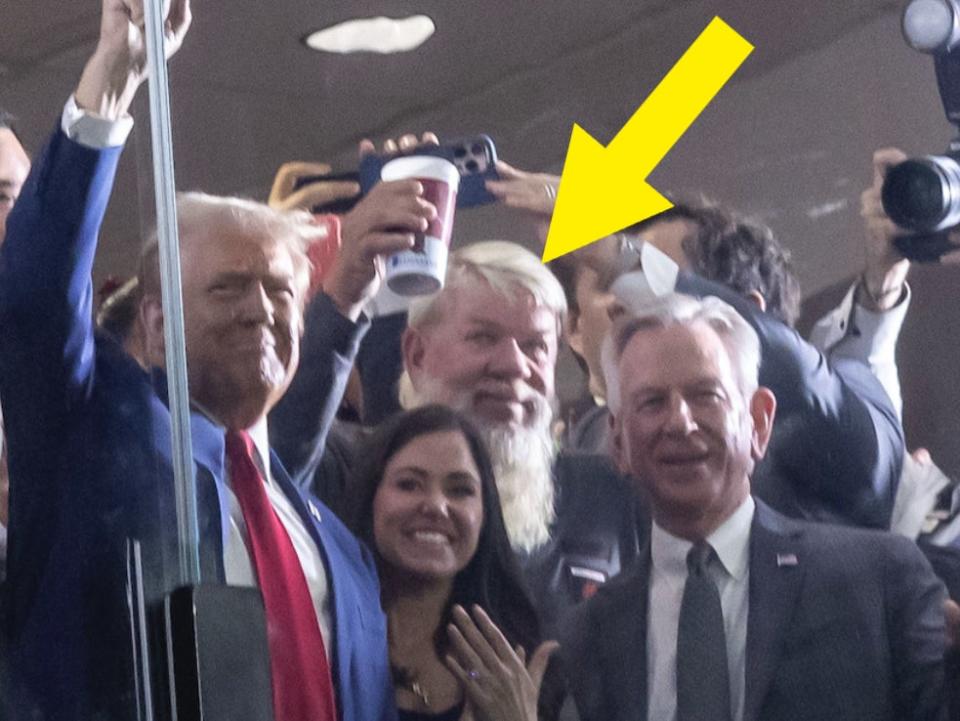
[601,293,761,415]
[138,191,322,299]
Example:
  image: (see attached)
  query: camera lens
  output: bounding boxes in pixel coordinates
[465,159,480,173]
[471,143,484,156]
[881,155,960,231]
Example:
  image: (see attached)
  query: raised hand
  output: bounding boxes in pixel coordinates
[325,179,436,320]
[76,0,192,120]
[445,604,558,721]
[485,161,559,248]
[859,147,910,311]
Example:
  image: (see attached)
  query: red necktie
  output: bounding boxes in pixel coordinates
[225,430,338,721]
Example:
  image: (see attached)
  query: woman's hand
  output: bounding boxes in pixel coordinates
[485,162,560,249]
[485,162,559,217]
[446,604,559,721]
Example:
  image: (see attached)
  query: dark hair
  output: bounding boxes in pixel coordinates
[0,109,24,146]
[627,199,802,327]
[346,404,541,654]
[547,256,580,320]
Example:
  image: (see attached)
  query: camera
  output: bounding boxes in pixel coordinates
[880,0,960,259]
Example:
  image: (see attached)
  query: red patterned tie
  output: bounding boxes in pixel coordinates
[225,430,338,721]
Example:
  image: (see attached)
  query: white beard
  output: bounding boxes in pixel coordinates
[399,373,557,553]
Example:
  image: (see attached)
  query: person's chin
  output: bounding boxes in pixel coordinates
[652,471,716,505]
[472,397,526,428]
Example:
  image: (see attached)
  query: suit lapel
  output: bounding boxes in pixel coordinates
[743,501,805,721]
[596,558,649,721]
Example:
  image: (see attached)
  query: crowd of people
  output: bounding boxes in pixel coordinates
[1,1,959,720]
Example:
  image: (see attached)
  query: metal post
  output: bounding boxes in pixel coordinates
[143,0,201,586]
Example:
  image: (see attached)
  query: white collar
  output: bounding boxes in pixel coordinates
[192,401,272,481]
[651,495,755,581]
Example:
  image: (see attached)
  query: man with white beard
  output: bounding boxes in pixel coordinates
[398,242,563,552]
[272,240,643,629]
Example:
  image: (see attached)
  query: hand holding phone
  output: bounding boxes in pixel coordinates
[359,134,501,208]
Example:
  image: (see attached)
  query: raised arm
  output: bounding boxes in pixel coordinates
[0,0,190,415]
[269,178,434,483]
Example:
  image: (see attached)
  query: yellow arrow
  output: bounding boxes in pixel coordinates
[542,17,754,262]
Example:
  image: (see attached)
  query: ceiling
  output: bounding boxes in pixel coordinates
[0,0,947,295]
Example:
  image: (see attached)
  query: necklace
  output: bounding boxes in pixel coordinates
[392,665,431,709]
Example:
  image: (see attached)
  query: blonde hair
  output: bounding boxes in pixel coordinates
[398,240,566,408]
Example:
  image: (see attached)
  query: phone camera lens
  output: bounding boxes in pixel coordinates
[471,143,484,155]
[466,159,480,173]
[454,146,467,158]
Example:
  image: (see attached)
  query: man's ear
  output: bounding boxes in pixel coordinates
[748,386,777,461]
[401,326,426,380]
[746,290,767,313]
[140,295,165,368]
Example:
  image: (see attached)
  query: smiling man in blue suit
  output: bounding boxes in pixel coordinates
[0,2,399,720]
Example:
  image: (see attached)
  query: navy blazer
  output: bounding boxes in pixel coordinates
[551,500,948,721]
[0,128,395,721]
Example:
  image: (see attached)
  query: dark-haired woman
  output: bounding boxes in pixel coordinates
[347,404,557,721]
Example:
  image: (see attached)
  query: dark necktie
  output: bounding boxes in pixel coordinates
[225,430,337,721]
[676,541,732,721]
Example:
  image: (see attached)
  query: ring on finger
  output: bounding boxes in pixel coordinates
[467,670,480,681]
[544,184,557,200]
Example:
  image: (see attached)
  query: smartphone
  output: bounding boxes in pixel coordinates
[291,171,363,215]
[359,134,500,208]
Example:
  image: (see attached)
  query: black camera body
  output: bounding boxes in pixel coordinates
[880,2,960,260]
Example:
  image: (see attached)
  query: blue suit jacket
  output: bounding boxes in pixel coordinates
[550,500,949,721]
[0,128,395,721]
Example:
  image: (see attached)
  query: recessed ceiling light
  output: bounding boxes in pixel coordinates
[303,15,436,54]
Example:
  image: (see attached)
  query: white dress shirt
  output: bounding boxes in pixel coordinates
[223,419,334,660]
[808,281,910,420]
[60,98,334,655]
[647,496,754,721]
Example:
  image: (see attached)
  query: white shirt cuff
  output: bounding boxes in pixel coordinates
[61,94,134,149]
[844,283,911,360]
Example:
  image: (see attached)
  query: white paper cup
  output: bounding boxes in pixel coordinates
[381,156,460,296]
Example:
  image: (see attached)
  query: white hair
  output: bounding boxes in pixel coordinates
[602,293,761,415]
[398,240,566,409]
[408,240,565,328]
[139,191,324,298]
[395,240,564,552]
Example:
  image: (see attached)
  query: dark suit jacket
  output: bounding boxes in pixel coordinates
[552,500,948,721]
[0,129,395,721]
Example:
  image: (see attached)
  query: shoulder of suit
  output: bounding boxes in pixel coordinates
[757,500,920,560]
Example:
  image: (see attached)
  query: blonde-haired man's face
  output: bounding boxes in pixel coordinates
[404,280,558,431]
